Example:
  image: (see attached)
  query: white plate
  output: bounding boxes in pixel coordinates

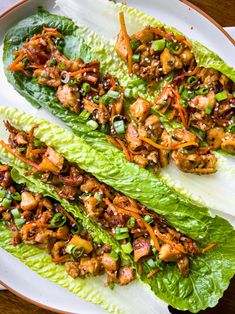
[0,0,234,313]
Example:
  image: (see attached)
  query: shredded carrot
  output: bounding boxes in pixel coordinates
[139,136,198,151]
[83,75,98,83]
[69,67,97,77]
[52,254,69,263]
[154,225,186,253]
[0,140,42,170]
[0,165,9,171]
[168,108,176,121]
[115,138,132,162]
[119,12,133,74]
[7,53,25,71]
[56,204,78,226]
[202,242,217,254]
[104,198,160,251]
[173,67,199,82]
[106,136,122,149]
[147,268,159,279]
[173,88,188,129]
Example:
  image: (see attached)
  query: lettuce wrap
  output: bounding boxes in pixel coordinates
[3,7,235,218]
[0,106,235,313]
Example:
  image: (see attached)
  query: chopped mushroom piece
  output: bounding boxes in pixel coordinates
[190,91,216,111]
[125,123,142,151]
[101,253,119,271]
[160,48,183,74]
[221,133,235,154]
[207,127,225,150]
[118,266,135,285]
[129,98,152,123]
[177,256,189,277]
[133,237,151,262]
[65,261,80,278]
[174,128,199,144]
[39,147,64,174]
[20,191,38,211]
[79,257,102,276]
[56,84,80,113]
[159,243,183,262]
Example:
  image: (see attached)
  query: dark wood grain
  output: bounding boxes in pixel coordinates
[0,0,235,314]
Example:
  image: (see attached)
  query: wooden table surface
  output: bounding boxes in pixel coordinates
[0,0,235,313]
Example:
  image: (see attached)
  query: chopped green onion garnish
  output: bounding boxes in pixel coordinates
[215,91,228,102]
[132,53,141,63]
[232,91,235,98]
[11,192,21,201]
[144,215,154,223]
[152,247,158,256]
[196,87,209,95]
[121,242,133,254]
[130,39,141,50]
[81,82,91,95]
[166,40,183,55]
[179,85,184,94]
[109,281,115,290]
[14,217,26,230]
[65,244,84,258]
[71,224,82,234]
[113,120,125,135]
[50,213,67,228]
[18,147,26,153]
[59,62,67,70]
[93,95,100,104]
[22,58,28,65]
[147,258,157,269]
[106,90,120,100]
[205,103,214,115]
[161,100,168,106]
[78,109,90,121]
[94,192,103,203]
[152,39,165,52]
[180,99,187,107]
[127,217,136,228]
[69,78,78,86]
[0,188,7,199]
[1,198,12,208]
[115,232,129,240]
[226,123,235,134]
[187,76,198,85]
[100,124,108,133]
[34,139,42,147]
[86,120,99,130]
[181,89,195,100]
[11,208,21,219]
[115,227,129,234]
[100,95,110,105]
[124,88,132,98]
[110,250,119,261]
[47,59,57,67]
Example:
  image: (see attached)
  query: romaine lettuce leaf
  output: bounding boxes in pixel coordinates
[0,107,235,313]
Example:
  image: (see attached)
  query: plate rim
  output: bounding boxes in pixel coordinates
[0,0,234,313]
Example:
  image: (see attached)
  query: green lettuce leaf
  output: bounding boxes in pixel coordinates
[0,107,235,313]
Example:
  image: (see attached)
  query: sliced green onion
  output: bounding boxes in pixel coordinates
[226,123,235,134]
[18,147,26,153]
[132,53,141,63]
[205,103,214,115]
[215,91,228,102]
[166,40,183,55]
[0,188,7,199]
[34,139,42,147]
[69,78,78,86]
[65,244,84,259]
[121,242,133,254]
[109,281,115,290]
[127,217,136,228]
[78,109,90,121]
[124,88,132,98]
[11,192,21,201]
[22,58,28,65]
[93,95,100,104]
[50,213,67,228]
[232,91,235,98]
[14,217,26,230]
[71,224,83,234]
[115,227,129,234]
[196,87,209,95]
[181,89,195,100]
[47,59,57,67]
[113,120,125,135]
[115,233,129,240]
[180,99,187,107]
[130,39,141,50]
[144,215,154,223]
[11,208,21,219]
[152,39,165,52]
[81,82,91,95]
[147,258,157,269]
[59,62,67,70]
[100,95,110,105]
[110,250,119,261]
[94,192,103,203]
[187,76,198,85]
[106,90,120,100]
[152,247,158,256]
[179,85,184,94]
[1,198,12,208]
[100,124,108,133]
[86,120,99,130]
